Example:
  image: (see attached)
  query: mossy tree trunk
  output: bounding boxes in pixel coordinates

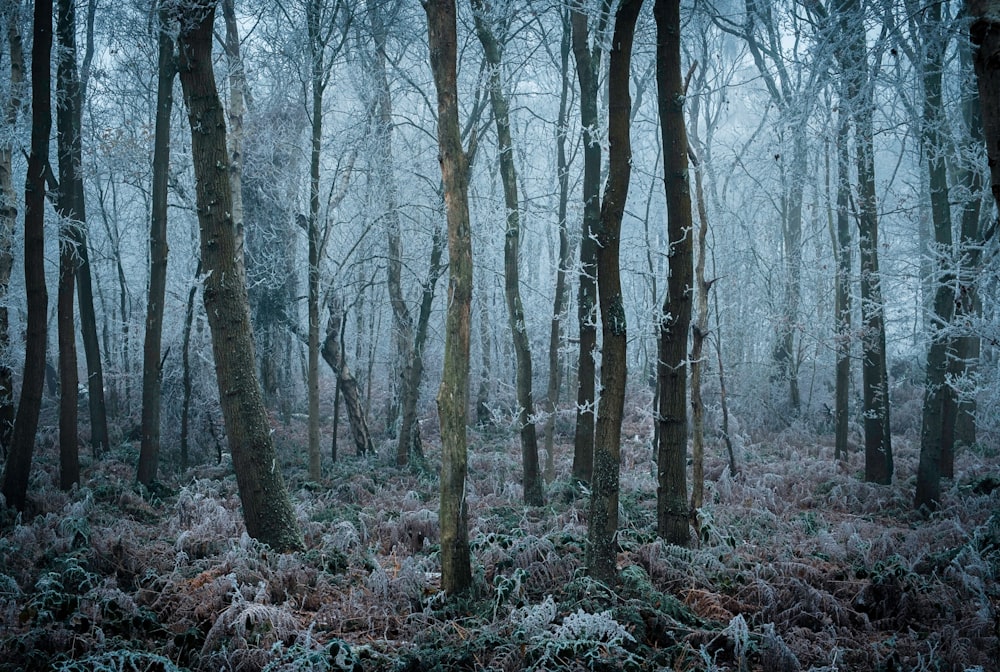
[177,0,302,552]
[426,0,474,595]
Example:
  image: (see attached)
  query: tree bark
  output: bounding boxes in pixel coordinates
[399,223,446,466]
[306,0,324,482]
[471,0,543,507]
[138,0,176,486]
[832,0,892,484]
[321,300,374,458]
[177,0,302,552]
[543,6,573,483]
[951,29,987,454]
[587,0,642,583]
[915,2,954,510]
[1,0,51,512]
[688,137,711,528]
[56,0,86,490]
[364,1,418,465]
[834,96,851,462]
[656,0,694,546]
[69,0,107,457]
[426,0,473,595]
[180,262,201,471]
[0,1,25,458]
[970,0,1000,212]
[569,5,609,484]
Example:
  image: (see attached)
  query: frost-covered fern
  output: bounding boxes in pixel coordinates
[527,607,641,671]
[53,649,186,672]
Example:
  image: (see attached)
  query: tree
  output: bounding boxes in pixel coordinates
[587,0,642,583]
[914,0,955,511]
[471,0,544,507]
[321,297,373,457]
[1,0,51,511]
[137,0,176,486]
[70,0,108,459]
[0,1,26,458]
[176,0,302,552]
[302,0,351,481]
[542,6,573,483]
[569,1,611,485]
[833,74,852,463]
[425,0,474,595]
[970,1,1000,213]
[842,0,892,484]
[56,0,86,490]
[656,0,694,546]
[950,14,988,456]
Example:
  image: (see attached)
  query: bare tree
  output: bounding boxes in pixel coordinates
[176,0,303,552]
[0,2,25,458]
[542,6,574,483]
[914,0,955,511]
[569,0,611,485]
[1,0,51,511]
[471,0,544,507]
[587,0,642,583]
[656,0,694,546]
[137,0,176,486]
[425,0,474,595]
[56,0,87,490]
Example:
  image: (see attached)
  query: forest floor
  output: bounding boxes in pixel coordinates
[0,403,998,672]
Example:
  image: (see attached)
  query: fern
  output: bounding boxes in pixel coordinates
[527,608,642,671]
[53,649,187,672]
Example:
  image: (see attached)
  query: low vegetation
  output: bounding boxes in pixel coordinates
[1,407,997,671]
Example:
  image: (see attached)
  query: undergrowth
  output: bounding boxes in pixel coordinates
[0,415,997,671]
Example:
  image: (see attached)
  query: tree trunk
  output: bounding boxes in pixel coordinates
[307,0,323,482]
[543,6,573,483]
[399,223,446,467]
[1,0,51,512]
[180,262,201,471]
[471,0,543,507]
[138,0,175,486]
[835,0,892,484]
[0,2,25,458]
[321,300,374,457]
[655,0,694,546]
[951,33,987,455]
[56,0,87,490]
[970,1,1000,212]
[222,0,245,276]
[570,5,608,485]
[426,0,473,595]
[177,0,302,552]
[834,98,851,462]
[57,232,79,491]
[69,0,106,458]
[587,0,642,583]
[688,149,710,528]
[915,3,954,511]
[857,116,892,485]
[476,295,492,426]
[365,2,417,465]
